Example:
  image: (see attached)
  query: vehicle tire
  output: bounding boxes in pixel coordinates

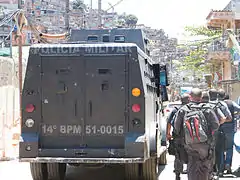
[30,163,48,180]
[158,150,167,165]
[142,157,158,180]
[47,163,66,180]
[125,163,140,180]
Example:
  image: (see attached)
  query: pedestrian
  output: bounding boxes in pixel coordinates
[209,88,232,176]
[202,90,226,178]
[174,88,219,180]
[201,91,210,103]
[166,93,190,180]
[209,89,232,122]
[220,91,240,174]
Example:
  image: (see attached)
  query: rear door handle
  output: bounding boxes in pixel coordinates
[89,101,92,117]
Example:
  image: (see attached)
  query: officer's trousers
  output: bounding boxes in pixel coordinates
[174,153,184,173]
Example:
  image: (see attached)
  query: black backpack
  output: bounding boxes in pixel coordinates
[209,101,226,120]
[224,100,234,119]
[183,104,210,145]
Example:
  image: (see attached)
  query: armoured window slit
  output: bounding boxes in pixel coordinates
[56,68,71,74]
[87,35,98,42]
[98,69,111,75]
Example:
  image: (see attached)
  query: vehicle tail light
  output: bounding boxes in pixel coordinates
[132,104,140,112]
[25,104,35,113]
[164,109,170,113]
[132,88,141,97]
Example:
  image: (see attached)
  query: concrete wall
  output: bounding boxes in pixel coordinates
[0,50,28,160]
[223,61,232,80]
[232,83,240,100]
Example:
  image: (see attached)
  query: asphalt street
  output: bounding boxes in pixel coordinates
[0,152,240,180]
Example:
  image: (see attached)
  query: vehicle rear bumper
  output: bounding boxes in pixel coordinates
[19,157,145,163]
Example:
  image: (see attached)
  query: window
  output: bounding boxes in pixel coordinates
[114,35,125,42]
[102,35,110,42]
[87,35,98,42]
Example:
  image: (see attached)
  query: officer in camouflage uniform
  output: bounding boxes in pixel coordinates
[166,93,190,180]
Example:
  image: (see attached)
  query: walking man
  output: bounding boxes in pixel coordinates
[174,88,219,180]
[209,89,232,176]
[220,91,240,174]
[166,93,190,180]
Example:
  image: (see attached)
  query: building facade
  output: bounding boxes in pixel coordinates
[206,0,240,98]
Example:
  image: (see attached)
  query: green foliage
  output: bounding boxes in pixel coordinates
[184,26,222,37]
[73,0,87,11]
[177,48,210,74]
[124,14,138,27]
[177,26,222,75]
[118,13,138,27]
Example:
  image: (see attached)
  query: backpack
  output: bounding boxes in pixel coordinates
[183,104,210,145]
[169,106,181,126]
[209,101,225,120]
[224,100,234,119]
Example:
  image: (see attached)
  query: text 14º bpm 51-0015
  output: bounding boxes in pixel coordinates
[41,124,124,135]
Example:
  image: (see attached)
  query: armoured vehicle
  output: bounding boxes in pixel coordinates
[19,29,168,180]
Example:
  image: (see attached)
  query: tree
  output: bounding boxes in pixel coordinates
[116,19,125,28]
[124,14,138,27]
[73,0,87,11]
[72,0,87,28]
[176,26,222,77]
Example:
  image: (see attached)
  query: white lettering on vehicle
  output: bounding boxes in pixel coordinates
[32,46,132,55]
[41,124,124,135]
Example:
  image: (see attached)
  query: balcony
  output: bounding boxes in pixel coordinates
[206,10,233,28]
[208,42,228,52]
[207,40,230,61]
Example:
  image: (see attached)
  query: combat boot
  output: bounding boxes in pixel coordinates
[175,172,181,180]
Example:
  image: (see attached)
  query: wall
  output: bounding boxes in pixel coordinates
[223,60,232,80]
[0,47,28,160]
[232,83,240,100]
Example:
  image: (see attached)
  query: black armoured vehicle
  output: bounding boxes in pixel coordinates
[19,28,168,180]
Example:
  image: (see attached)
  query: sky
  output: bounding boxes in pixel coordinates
[86,0,231,39]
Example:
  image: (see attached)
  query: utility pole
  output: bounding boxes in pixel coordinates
[98,0,102,27]
[65,0,70,30]
[89,0,92,29]
[18,0,23,132]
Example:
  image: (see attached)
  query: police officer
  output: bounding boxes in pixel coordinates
[201,91,210,103]
[166,93,190,180]
[220,91,240,174]
[201,90,225,179]
[209,89,232,176]
[174,88,220,180]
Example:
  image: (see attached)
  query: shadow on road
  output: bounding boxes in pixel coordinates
[65,164,125,180]
[65,164,166,180]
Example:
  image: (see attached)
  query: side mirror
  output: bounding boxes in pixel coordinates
[156,101,159,113]
[161,85,169,102]
[159,65,169,86]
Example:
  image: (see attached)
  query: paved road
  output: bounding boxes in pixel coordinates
[0,152,240,180]
[160,153,240,180]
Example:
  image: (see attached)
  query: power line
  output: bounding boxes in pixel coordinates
[104,0,124,12]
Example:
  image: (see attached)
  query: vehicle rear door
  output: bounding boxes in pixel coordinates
[40,56,85,149]
[84,55,127,149]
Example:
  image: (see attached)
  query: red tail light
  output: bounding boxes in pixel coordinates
[25,104,35,113]
[132,104,140,112]
[164,109,170,113]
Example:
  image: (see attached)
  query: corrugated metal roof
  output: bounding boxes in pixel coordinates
[206,10,233,20]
